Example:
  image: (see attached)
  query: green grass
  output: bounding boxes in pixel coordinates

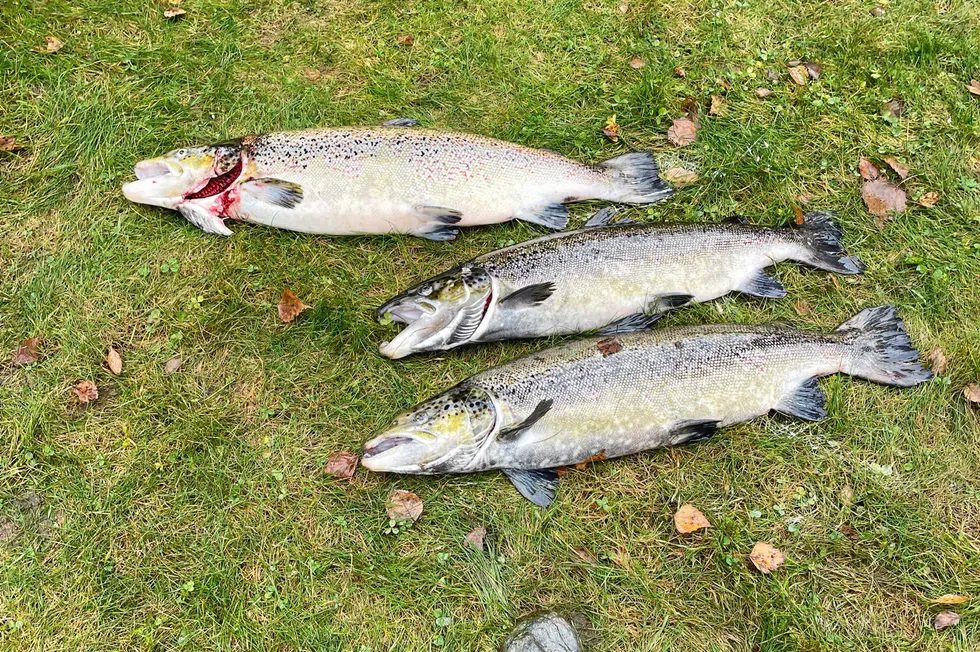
[2,0,980,649]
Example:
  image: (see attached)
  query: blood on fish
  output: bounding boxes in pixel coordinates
[186,158,243,200]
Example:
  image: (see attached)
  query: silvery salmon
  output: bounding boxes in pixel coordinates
[122,121,672,239]
[362,306,930,506]
[376,209,863,358]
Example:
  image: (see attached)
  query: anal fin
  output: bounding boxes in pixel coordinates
[668,419,721,445]
[774,377,827,421]
[517,203,569,230]
[738,269,786,298]
[503,468,559,507]
[238,178,304,209]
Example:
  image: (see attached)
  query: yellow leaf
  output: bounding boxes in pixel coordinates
[930,594,969,605]
[107,347,123,375]
[673,504,710,533]
[749,542,785,574]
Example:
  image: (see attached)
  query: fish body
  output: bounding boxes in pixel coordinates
[122,124,672,239]
[377,209,863,358]
[362,306,930,505]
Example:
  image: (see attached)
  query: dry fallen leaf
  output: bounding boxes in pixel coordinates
[324,451,358,479]
[749,542,785,574]
[0,137,24,152]
[618,2,629,12]
[797,191,815,205]
[931,594,969,605]
[629,57,645,69]
[804,62,822,79]
[883,99,904,118]
[754,87,771,98]
[602,115,620,143]
[883,156,910,179]
[572,547,597,564]
[396,34,414,46]
[597,337,622,356]
[793,299,812,316]
[574,450,606,471]
[163,7,186,18]
[917,191,940,207]
[927,347,947,375]
[278,289,311,323]
[788,65,808,86]
[107,347,123,375]
[934,611,960,631]
[858,157,880,181]
[964,385,980,405]
[303,68,322,82]
[464,526,486,552]
[862,180,907,218]
[73,380,98,404]
[609,546,629,566]
[793,204,805,226]
[709,95,724,116]
[667,117,697,147]
[164,357,182,375]
[674,504,710,534]
[11,337,42,367]
[967,80,980,96]
[765,69,780,82]
[663,167,699,186]
[674,66,686,78]
[34,36,63,53]
[871,6,886,16]
[386,489,423,522]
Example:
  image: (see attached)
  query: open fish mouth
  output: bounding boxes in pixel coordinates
[134,159,179,180]
[379,292,493,359]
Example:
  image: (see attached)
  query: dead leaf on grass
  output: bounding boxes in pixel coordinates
[572,547,597,564]
[597,337,622,356]
[278,289,311,323]
[34,36,63,53]
[396,34,414,46]
[107,347,123,375]
[10,337,42,366]
[964,385,980,405]
[871,6,886,16]
[73,380,98,404]
[862,180,907,218]
[602,115,620,143]
[674,504,710,533]
[755,87,771,98]
[927,347,947,375]
[629,58,645,69]
[304,68,322,82]
[163,7,186,18]
[917,191,940,207]
[788,65,808,86]
[883,99,904,117]
[667,117,697,147]
[324,452,358,479]
[574,449,606,471]
[934,611,960,631]
[663,167,699,186]
[967,80,980,96]
[386,489,423,522]
[748,542,785,573]
[804,62,821,79]
[0,137,24,152]
[709,95,724,116]
[793,204,805,226]
[858,157,880,181]
[164,357,182,374]
[883,156,910,179]
[674,66,686,77]
[931,594,969,605]
[464,526,486,552]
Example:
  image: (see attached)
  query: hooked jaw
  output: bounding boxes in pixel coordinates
[361,433,427,473]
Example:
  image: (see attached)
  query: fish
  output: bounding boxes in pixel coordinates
[376,209,863,358]
[361,305,930,506]
[121,120,672,239]
[502,613,582,652]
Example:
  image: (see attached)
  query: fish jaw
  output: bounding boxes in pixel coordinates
[361,432,427,473]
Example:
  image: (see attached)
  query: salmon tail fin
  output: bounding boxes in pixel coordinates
[792,210,864,274]
[599,152,673,204]
[836,305,932,387]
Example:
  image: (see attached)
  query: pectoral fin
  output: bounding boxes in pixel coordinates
[774,377,827,421]
[238,178,304,209]
[500,282,555,308]
[496,399,553,443]
[503,468,559,507]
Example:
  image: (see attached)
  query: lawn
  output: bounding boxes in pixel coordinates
[1,0,979,649]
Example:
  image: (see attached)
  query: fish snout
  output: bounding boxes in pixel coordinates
[361,435,420,472]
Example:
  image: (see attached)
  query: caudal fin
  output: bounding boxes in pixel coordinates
[836,305,932,387]
[793,210,864,274]
[600,152,673,204]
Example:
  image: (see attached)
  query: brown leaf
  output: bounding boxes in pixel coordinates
[572,547,597,564]
[792,299,811,316]
[754,87,772,98]
[871,6,886,16]
[11,337,42,367]
[324,452,358,479]
[967,80,980,96]
[788,65,808,86]
[883,99,904,118]
[597,337,622,356]
[797,191,815,205]
[164,358,182,375]
[964,385,980,405]
[464,526,486,552]
[163,7,186,18]
[792,205,805,226]
[680,96,700,120]
[386,489,422,522]
[396,34,414,46]
[931,594,969,605]
[73,380,98,404]
[0,137,24,152]
[34,36,63,53]
[663,167,699,186]
[709,95,724,116]
[858,157,880,181]
[765,69,780,82]
[862,180,907,218]
[934,611,960,631]
[667,117,697,147]
[927,347,947,375]
[804,62,821,79]
[674,504,710,534]
[882,156,909,179]
[917,191,940,207]
[618,2,629,12]
[674,66,686,78]
[278,289,311,323]
[107,347,123,375]
[602,115,620,143]
[303,68,322,82]
[748,541,785,574]
[573,449,606,471]
[629,58,645,69]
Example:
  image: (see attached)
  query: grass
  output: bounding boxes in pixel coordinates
[1,0,979,649]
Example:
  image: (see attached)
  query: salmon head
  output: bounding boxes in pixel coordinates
[122,141,244,235]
